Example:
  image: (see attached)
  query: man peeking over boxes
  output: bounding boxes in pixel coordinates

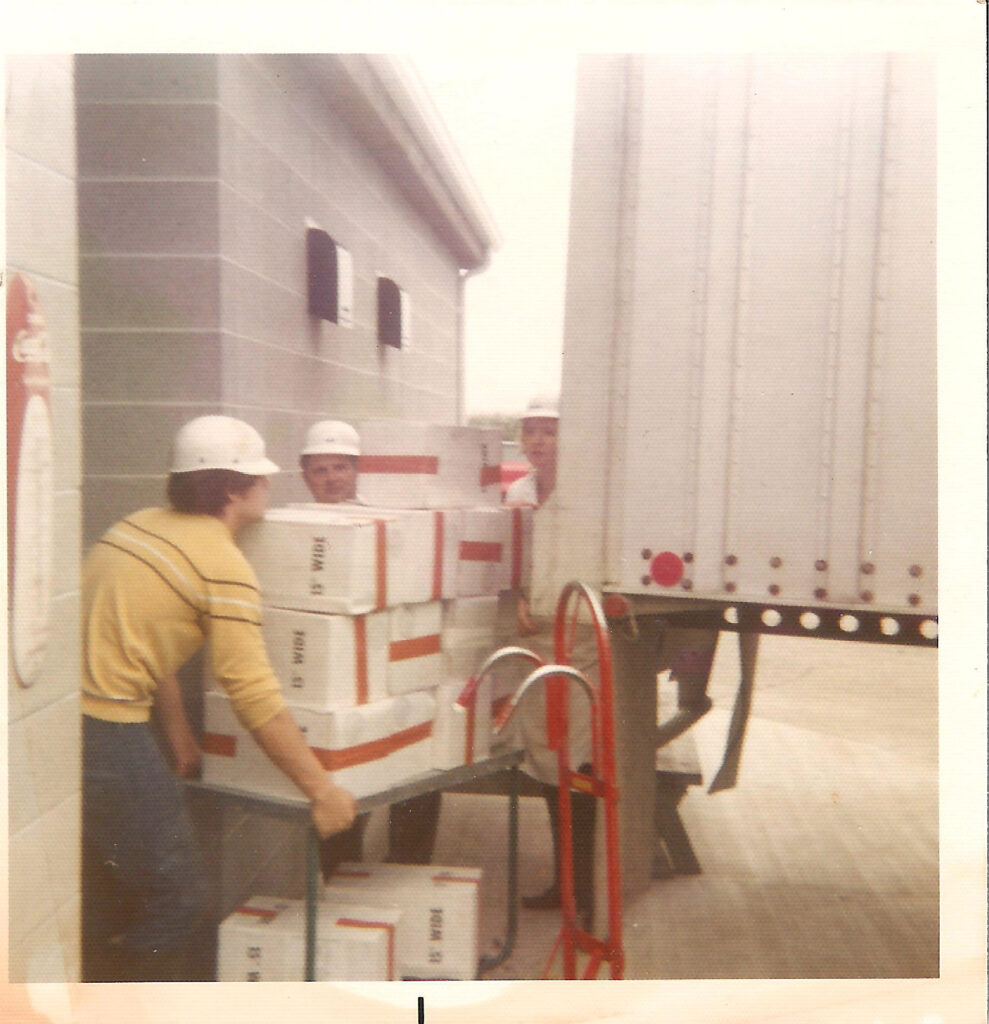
[297,420,443,878]
[81,416,358,983]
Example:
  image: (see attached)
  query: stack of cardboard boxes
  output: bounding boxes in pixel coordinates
[210,422,533,980]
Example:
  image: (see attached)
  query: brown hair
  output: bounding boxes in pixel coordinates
[166,469,259,516]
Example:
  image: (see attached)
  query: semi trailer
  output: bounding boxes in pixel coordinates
[532,53,937,896]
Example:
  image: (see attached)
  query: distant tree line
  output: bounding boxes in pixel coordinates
[467,413,520,441]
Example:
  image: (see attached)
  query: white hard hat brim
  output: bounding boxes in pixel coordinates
[244,456,281,475]
[521,408,559,420]
[300,443,360,457]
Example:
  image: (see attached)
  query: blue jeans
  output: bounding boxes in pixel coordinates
[82,716,209,959]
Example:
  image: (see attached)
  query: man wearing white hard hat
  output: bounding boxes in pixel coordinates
[299,419,364,504]
[504,394,559,508]
[81,415,357,982]
[299,420,443,875]
[501,395,597,928]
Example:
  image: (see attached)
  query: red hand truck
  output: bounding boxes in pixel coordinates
[461,581,624,980]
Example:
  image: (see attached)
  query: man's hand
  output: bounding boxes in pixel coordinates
[517,595,540,636]
[170,729,203,779]
[310,781,357,838]
[155,674,203,778]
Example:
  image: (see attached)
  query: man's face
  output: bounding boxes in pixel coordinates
[302,453,358,503]
[520,417,558,473]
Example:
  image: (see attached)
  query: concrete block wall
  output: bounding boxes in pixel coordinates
[6,54,83,983]
[78,53,463,544]
[74,54,474,952]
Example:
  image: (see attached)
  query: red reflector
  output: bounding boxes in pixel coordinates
[650,551,684,586]
[602,594,630,619]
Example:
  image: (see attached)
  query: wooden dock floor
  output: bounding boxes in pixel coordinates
[433,635,938,980]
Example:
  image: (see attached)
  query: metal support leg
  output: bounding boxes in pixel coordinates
[306,827,319,981]
[477,766,520,977]
[608,616,665,899]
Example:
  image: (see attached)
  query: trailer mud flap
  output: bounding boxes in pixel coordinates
[708,632,759,793]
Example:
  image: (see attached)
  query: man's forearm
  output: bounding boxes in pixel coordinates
[251,709,330,800]
[251,710,356,836]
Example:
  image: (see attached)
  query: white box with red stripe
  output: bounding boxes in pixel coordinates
[356,421,502,508]
[385,601,444,696]
[239,506,439,614]
[205,607,389,710]
[202,689,436,800]
[431,679,492,770]
[217,895,400,981]
[323,863,482,980]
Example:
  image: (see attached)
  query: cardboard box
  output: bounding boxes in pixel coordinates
[386,602,444,696]
[356,421,500,508]
[202,690,436,800]
[431,679,492,769]
[456,508,511,596]
[323,863,482,980]
[301,504,461,602]
[239,506,436,614]
[205,608,389,710]
[217,895,400,981]
[441,595,500,683]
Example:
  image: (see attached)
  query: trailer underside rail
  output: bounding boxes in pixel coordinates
[611,595,937,648]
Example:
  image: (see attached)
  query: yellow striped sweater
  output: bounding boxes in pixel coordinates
[82,507,285,730]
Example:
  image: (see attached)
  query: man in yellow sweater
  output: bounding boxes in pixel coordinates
[81,415,356,982]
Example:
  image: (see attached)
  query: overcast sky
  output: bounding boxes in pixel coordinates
[411,53,578,418]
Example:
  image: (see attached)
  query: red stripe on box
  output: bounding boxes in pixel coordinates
[375,520,387,611]
[354,616,369,705]
[335,919,396,980]
[459,540,502,563]
[313,720,433,771]
[432,511,444,601]
[431,873,481,886]
[235,905,278,919]
[203,732,236,757]
[479,464,501,488]
[359,455,439,475]
[511,507,523,588]
[464,700,476,765]
[389,633,442,662]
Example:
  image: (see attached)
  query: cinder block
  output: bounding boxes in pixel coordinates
[75,53,219,101]
[78,181,219,255]
[23,694,81,816]
[80,254,221,331]
[13,591,81,717]
[56,894,83,983]
[7,721,39,832]
[51,385,82,493]
[39,793,82,915]
[84,403,207,477]
[8,910,68,983]
[83,331,223,403]
[76,102,220,178]
[219,188,297,293]
[82,475,172,550]
[50,490,81,599]
[9,818,57,945]
[5,56,76,178]
[6,151,79,285]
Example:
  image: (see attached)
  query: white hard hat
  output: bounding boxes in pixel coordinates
[301,420,361,457]
[170,416,280,475]
[521,394,559,420]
